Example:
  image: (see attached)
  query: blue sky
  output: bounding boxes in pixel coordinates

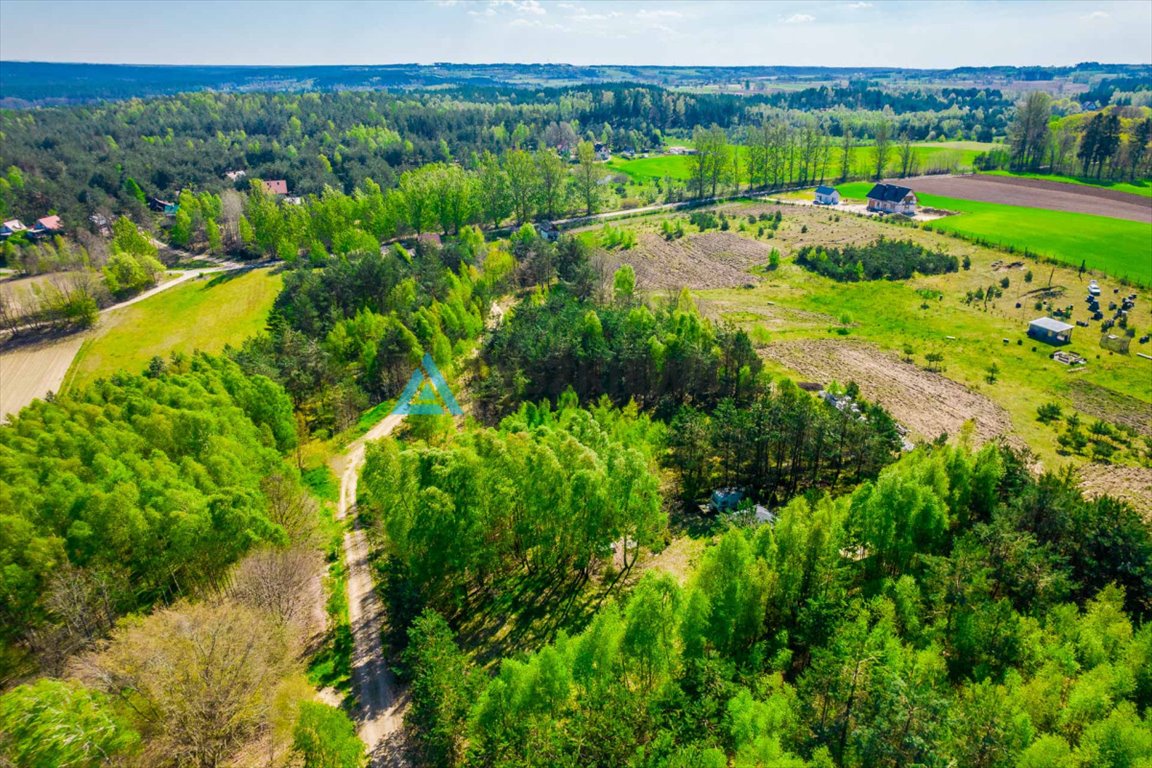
[1,0,1149,68]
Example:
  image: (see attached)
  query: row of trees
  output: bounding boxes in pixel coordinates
[1006,94,1152,179]
[402,443,1152,767]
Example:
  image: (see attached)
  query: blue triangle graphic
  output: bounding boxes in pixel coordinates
[390,354,463,416]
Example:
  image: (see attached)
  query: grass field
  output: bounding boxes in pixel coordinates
[834,182,1152,286]
[986,170,1152,199]
[67,268,281,389]
[606,141,1000,184]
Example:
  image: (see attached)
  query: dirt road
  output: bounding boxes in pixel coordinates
[331,412,408,767]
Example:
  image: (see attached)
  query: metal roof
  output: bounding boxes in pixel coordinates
[866,183,914,202]
[815,185,838,195]
[1030,316,1074,333]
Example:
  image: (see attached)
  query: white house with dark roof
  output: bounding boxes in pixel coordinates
[865,183,917,215]
[814,185,841,205]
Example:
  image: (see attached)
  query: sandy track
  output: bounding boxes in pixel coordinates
[896,175,1152,223]
[762,339,1015,445]
[330,413,409,767]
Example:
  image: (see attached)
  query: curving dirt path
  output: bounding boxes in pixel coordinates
[330,412,409,767]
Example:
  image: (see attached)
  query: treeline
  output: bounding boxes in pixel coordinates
[795,237,960,281]
[1001,95,1152,180]
[0,353,299,677]
[234,232,494,433]
[1,83,1022,229]
[402,444,1152,767]
[361,397,665,650]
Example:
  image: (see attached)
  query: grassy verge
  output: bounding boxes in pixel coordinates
[68,268,282,388]
[305,464,354,709]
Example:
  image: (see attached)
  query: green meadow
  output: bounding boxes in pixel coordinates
[835,182,1152,286]
[67,268,282,389]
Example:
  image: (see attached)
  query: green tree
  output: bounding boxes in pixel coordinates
[404,609,475,768]
[572,140,601,216]
[292,702,365,768]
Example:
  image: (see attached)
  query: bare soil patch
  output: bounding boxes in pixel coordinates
[602,231,772,290]
[896,175,1152,223]
[1067,379,1152,438]
[1078,464,1152,521]
[762,339,1015,445]
[0,331,89,420]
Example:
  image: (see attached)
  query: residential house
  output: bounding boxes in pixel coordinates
[31,215,62,237]
[0,219,26,239]
[865,183,917,215]
[262,179,289,196]
[593,143,611,162]
[814,185,841,205]
[1028,317,1074,346]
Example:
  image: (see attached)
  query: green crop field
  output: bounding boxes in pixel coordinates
[985,170,1152,198]
[67,267,282,389]
[834,182,1152,286]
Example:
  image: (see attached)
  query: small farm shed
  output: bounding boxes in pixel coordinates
[1028,316,1074,345]
[709,488,744,513]
[535,221,560,242]
[814,186,841,205]
[262,179,289,196]
[865,183,917,215]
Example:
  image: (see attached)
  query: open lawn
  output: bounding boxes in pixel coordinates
[67,267,281,389]
[834,182,1152,286]
[594,201,1152,474]
[986,170,1152,199]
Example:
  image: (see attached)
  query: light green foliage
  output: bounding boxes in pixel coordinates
[103,216,164,295]
[0,354,298,672]
[0,679,139,768]
[292,702,365,768]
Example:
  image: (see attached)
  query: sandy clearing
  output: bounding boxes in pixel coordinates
[895,175,1152,223]
[1078,464,1152,521]
[602,231,772,291]
[0,333,89,421]
[762,339,1016,446]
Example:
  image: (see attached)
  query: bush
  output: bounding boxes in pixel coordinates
[1037,402,1062,423]
[293,702,365,768]
[795,236,959,282]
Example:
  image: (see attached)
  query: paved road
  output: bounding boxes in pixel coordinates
[330,412,409,767]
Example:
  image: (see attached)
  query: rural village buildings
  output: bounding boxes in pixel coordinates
[865,183,917,215]
[1,219,27,238]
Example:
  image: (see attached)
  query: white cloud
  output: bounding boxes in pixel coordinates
[1081,10,1110,20]
[784,13,815,24]
[556,1,577,7]
[434,0,459,7]
[636,9,683,19]
[846,2,873,8]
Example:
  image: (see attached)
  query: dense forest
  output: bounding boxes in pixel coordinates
[400,443,1152,768]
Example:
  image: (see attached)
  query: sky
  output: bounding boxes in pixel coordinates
[0,0,1149,69]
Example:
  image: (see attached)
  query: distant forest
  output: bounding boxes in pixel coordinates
[1,61,1149,105]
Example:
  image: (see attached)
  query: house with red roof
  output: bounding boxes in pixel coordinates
[262,179,289,196]
[0,219,26,239]
[31,215,63,237]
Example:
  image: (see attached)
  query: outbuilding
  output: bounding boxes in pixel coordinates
[814,185,841,205]
[1028,316,1074,345]
[0,219,26,238]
